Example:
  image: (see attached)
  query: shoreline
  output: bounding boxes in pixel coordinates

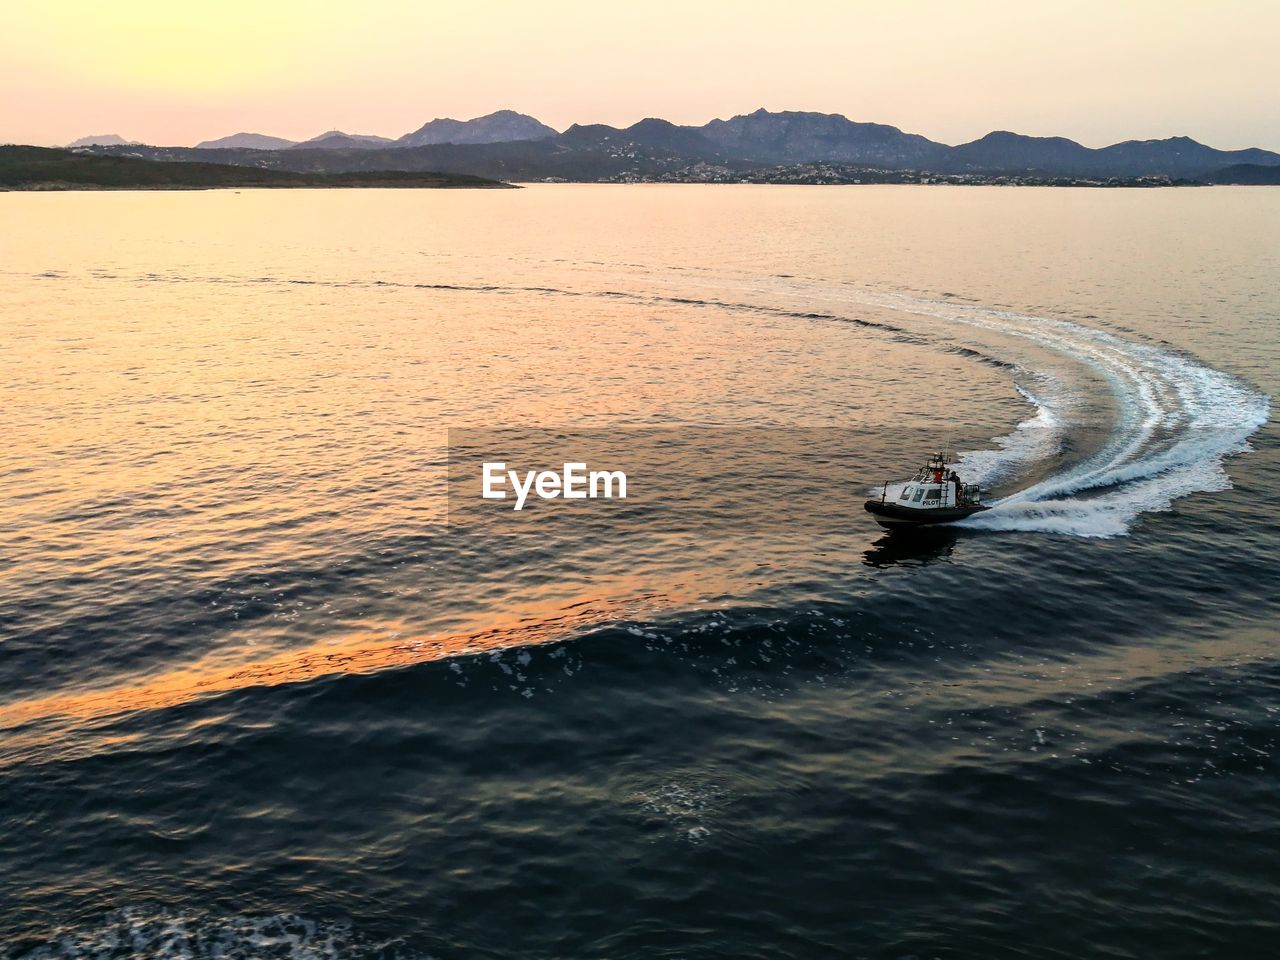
[1,180,518,192]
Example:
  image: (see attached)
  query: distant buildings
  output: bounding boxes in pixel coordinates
[600,163,1185,188]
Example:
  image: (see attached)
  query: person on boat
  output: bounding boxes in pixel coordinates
[950,470,963,505]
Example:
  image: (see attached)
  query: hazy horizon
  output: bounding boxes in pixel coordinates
[4,0,1279,151]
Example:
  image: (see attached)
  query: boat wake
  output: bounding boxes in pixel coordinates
[61,265,1270,538]
[580,264,1269,537]
[807,284,1271,538]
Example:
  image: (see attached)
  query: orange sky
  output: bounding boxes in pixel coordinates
[3,0,1278,150]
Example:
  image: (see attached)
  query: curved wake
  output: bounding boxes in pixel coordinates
[809,284,1271,537]
[52,266,1271,538]
[560,263,1270,538]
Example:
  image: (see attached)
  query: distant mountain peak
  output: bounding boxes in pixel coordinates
[628,118,682,132]
[196,132,296,150]
[399,110,557,148]
[700,108,942,166]
[290,130,396,150]
[66,134,139,148]
[303,129,393,142]
[971,130,1084,147]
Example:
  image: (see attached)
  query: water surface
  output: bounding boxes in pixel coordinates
[1,185,1277,959]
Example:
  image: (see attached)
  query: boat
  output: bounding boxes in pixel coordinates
[864,452,989,529]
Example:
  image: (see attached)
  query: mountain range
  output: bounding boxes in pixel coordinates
[70,108,1280,182]
[188,110,557,152]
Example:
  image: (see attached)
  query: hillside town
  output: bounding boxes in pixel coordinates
[598,162,1193,187]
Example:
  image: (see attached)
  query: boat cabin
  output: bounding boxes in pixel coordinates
[883,453,981,511]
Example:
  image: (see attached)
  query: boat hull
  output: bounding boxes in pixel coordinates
[864,499,989,529]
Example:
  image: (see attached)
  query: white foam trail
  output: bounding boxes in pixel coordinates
[951,384,1062,489]
[581,266,1266,539]
[767,280,1270,538]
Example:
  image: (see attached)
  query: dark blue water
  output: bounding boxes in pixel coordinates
[1,186,1277,959]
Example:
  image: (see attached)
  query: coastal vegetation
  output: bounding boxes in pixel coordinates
[0,146,512,190]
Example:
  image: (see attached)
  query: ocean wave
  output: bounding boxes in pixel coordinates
[6,907,417,960]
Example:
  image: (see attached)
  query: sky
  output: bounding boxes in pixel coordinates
[3,0,1278,150]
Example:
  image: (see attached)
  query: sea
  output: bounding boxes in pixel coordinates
[0,184,1277,959]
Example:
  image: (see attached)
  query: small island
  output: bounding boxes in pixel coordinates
[0,146,514,190]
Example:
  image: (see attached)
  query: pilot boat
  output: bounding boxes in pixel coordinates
[864,452,988,528]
